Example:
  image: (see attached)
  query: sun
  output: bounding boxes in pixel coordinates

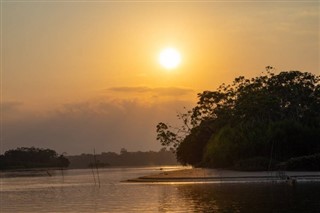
[159,47,181,70]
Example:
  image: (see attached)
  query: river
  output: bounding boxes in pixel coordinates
[1,166,320,212]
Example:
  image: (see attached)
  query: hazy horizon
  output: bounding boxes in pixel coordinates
[2,1,319,155]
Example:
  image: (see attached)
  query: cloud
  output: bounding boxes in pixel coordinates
[2,97,195,155]
[107,86,194,96]
[1,101,23,112]
[1,101,25,122]
[108,86,151,93]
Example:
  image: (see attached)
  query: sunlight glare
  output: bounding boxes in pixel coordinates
[159,48,181,70]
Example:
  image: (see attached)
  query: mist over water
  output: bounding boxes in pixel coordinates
[1,167,320,213]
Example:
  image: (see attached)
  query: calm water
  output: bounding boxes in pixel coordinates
[1,166,320,213]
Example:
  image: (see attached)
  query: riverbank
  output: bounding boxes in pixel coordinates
[0,167,67,178]
[127,168,320,183]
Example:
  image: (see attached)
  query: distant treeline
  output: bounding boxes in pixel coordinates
[67,148,178,168]
[0,147,70,170]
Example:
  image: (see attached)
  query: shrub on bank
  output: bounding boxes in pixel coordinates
[234,157,277,171]
[284,154,320,171]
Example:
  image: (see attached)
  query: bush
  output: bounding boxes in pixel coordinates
[234,157,277,171]
[284,154,320,171]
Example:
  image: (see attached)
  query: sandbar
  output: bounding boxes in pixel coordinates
[126,168,320,183]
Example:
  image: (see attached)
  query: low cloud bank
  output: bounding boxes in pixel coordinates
[2,97,194,155]
[107,86,194,96]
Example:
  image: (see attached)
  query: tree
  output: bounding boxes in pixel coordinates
[0,147,70,170]
[156,109,195,152]
[157,69,320,168]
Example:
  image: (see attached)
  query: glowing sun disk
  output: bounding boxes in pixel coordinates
[159,48,181,69]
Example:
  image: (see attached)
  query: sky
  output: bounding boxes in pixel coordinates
[1,1,319,155]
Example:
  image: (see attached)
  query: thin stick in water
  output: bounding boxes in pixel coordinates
[93,149,101,188]
[90,158,97,186]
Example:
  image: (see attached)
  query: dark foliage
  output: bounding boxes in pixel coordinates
[156,69,320,170]
[176,120,214,166]
[0,147,70,170]
[284,154,320,171]
[234,157,278,171]
[67,148,178,168]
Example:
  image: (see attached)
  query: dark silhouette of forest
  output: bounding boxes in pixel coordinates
[157,69,320,171]
[67,148,178,168]
[0,147,70,170]
[1,147,177,170]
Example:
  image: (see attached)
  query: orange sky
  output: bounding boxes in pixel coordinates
[2,1,319,154]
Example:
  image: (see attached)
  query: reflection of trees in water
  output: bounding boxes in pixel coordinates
[169,183,320,213]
